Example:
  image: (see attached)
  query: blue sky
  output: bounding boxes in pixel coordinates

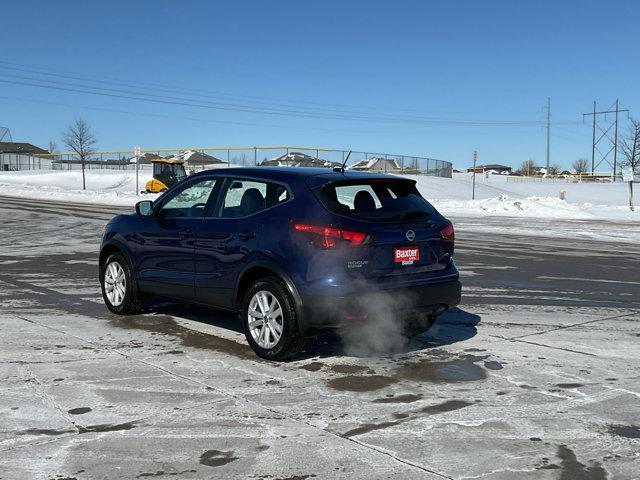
[0,0,638,168]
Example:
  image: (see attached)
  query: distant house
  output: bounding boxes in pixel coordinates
[0,142,49,155]
[261,151,341,169]
[0,142,50,171]
[130,152,163,164]
[170,150,226,168]
[349,157,401,172]
[128,150,227,171]
[467,164,512,174]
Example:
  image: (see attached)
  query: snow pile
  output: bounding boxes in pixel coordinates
[411,172,632,205]
[405,173,638,221]
[431,194,638,221]
[0,170,158,206]
[433,194,588,218]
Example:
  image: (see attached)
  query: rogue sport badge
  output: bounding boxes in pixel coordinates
[406,230,416,242]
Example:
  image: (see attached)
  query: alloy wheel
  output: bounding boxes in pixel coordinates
[104,261,126,307]
[248,290,284,349]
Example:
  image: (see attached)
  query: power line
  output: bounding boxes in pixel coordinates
[0,59,543,117]
[0,95,423,135]
[1,95,550,140]
[0,61,547,127]
[0,75,546,127]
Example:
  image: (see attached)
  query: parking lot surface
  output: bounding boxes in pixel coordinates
[1,196,639,479]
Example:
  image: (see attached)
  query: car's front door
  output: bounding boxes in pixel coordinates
[135,177,221,300]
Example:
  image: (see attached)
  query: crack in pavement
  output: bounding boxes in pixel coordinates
[488,335,597,356]
[1,357,110,365]
[0,396,231,455]
[508,310,639,340]
[18,364,76,433]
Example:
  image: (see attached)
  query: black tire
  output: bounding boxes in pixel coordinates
[241,277,304,360]
[404,313,437,337]
[100,252,144,315]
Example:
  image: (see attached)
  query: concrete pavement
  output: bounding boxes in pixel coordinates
[0,197,638,479]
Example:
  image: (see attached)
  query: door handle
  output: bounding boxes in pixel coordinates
[239,229,256,241]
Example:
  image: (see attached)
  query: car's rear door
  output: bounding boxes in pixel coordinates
[194,177,291,308]
[135,176,221,300]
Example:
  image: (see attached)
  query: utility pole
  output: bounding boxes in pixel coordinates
[583,99,628,180]
[546,97,551,172]
[472,150,477,200]
[614,99,619,180]
[590,101,596,173]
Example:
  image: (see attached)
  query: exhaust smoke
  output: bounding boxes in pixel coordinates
[336,284,425,357]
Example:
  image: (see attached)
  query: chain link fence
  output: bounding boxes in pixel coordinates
[1,146,453,178]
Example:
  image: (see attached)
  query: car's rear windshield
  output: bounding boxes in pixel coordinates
[313,178,436,222]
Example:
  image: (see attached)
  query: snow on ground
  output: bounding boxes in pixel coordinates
[0,170,159,205]
[411,172,638,222]
[0,169,637,222]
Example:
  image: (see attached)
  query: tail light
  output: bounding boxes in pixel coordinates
[440,221,455,241]
[293,223,371,248]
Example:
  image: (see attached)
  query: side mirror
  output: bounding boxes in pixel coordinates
[136,200,153,217]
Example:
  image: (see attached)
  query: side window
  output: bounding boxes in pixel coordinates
[158,178,218,218]
[219,180,268,218]
[272,183,290,205]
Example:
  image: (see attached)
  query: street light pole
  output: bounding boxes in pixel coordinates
[134,146,141,195]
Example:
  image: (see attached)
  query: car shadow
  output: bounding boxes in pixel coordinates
[144,299,243,333]
[418,307,482,348]
[141,300,480,361]
[296,307,481,360]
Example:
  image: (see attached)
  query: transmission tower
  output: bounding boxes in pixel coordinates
[0,126,12,142]
[583,100,629,176]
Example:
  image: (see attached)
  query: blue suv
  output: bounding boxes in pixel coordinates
[99,167,461,359]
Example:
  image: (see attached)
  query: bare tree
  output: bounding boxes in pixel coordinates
[62,118,97,190]
[516,159,535,176]
[235,153,250,166]
[48,141,58,154]
[620,118,640,173]
[572,158,589,174]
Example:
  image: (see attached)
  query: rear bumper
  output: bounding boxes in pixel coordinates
[299,278,461,334]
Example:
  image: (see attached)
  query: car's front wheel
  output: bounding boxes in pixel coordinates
[242,277,304,360]
[100,252,144,315]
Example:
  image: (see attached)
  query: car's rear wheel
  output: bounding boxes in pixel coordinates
[100,252,144,315]
[242,277,304,360]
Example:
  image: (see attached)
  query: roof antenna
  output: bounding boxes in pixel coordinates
[334,150,351,173]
